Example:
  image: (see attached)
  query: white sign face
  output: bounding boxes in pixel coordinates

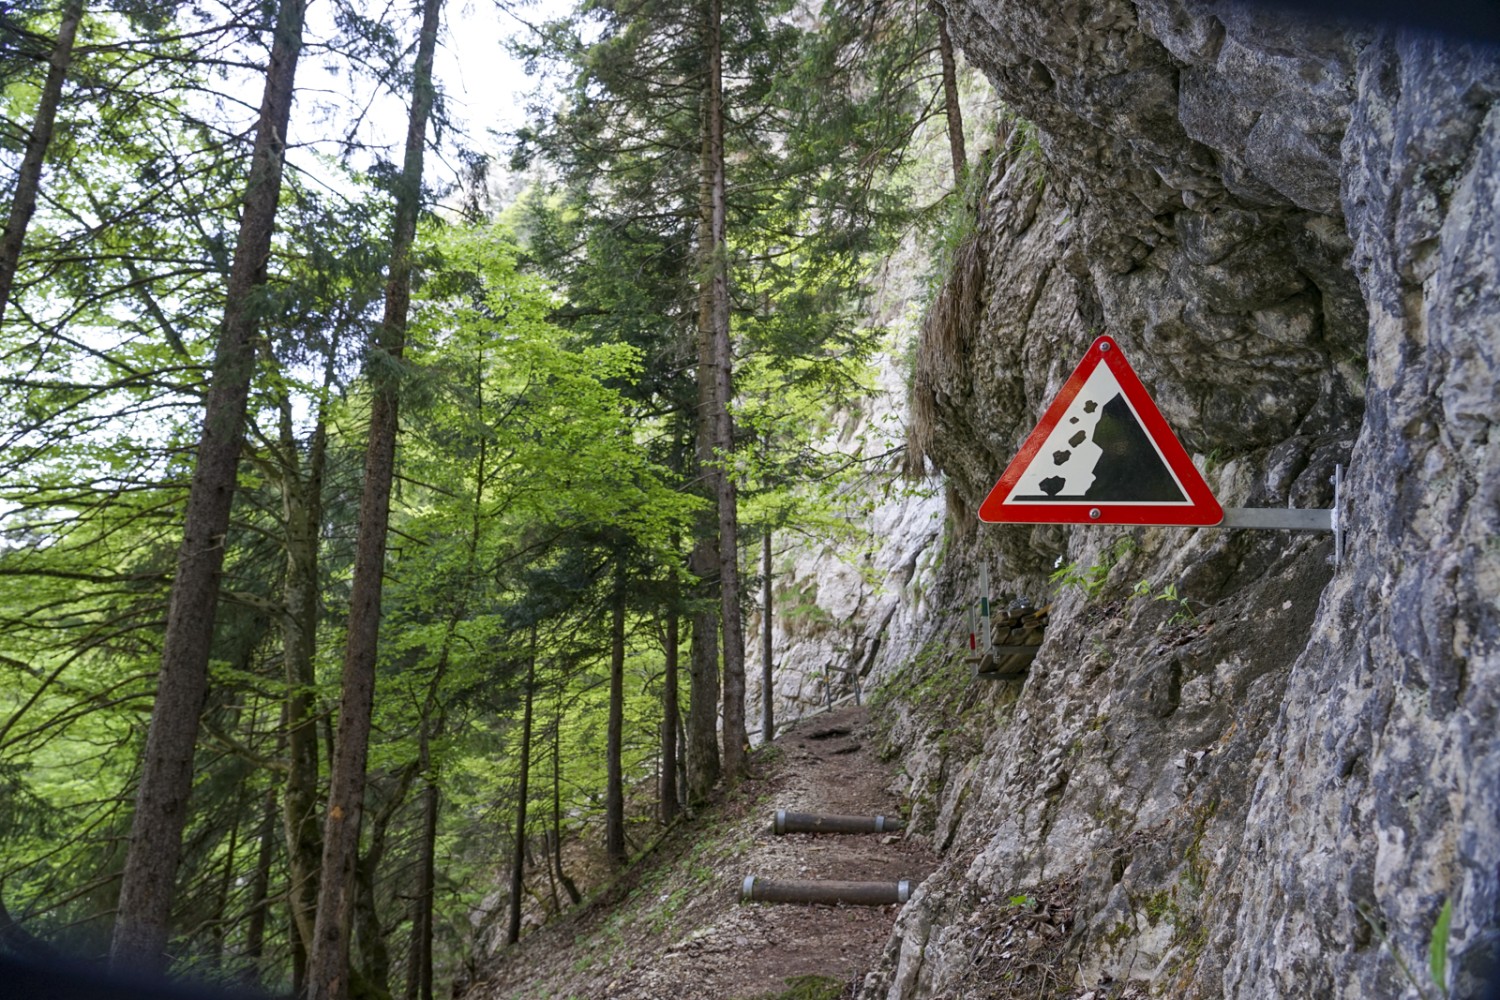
[1008,362,1188,506]
[979,335,1223,527]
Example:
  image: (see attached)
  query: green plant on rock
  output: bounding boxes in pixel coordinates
[1430,897,1453,997]
[1355,899,1454,1000]
[1133,578,1199,625]
[1051,559,1109,598]
[1051,535,1138,599]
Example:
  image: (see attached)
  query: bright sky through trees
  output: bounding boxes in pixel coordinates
[293,0,567,199]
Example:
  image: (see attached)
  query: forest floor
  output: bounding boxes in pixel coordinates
[462,703,938,1000]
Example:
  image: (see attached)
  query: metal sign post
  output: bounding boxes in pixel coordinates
[1216,464,1344,565]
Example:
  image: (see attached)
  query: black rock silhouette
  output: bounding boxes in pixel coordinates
[1081,394,1185,502]
[1014,393,1187,503]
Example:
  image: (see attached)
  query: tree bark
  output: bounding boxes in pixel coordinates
[605,565,627,865]
[688,51,724,804]
[506,646,536,944]
[404,749,438,1000]
[279,364,331,988]
[660,609,679,825]
[212,805,242,970]
[306,0,442,994]
[931,1,967,187]
[0,0,83,329]
[348,766,414,1000]
[242,780,278,980]
[685,598,720,803]
[550,688,581,906]
[110,0,309,973]
[698,0,747,781]
[761,528,773,743]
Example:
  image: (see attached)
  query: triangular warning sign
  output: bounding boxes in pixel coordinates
[979,335,1223,526]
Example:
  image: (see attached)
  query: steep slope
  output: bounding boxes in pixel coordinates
[463,705,937,1000]
[847,4,1499,999]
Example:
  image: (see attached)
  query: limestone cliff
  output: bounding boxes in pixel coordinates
[837,4,1497,998]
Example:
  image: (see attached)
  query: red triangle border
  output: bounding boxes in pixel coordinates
[977,335,1223,526]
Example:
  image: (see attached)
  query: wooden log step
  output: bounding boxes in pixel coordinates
[772,810,904,835]
[739,876,912,906]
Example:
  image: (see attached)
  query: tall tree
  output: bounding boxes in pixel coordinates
[760,524,774,742]
[930,1,967,185]
[659,587,681,824]
[110,0,310,971]
[506,641,536,942]
[0,0,83,328]
[696,0,748,781]
[307,0,444,993]
[517,0,917,796]
[605,558,628,864]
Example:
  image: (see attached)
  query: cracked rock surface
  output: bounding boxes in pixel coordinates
[859,4,1499,998]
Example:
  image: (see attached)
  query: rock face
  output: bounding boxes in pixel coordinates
[845,4,1499,999]
[743,333,948,735]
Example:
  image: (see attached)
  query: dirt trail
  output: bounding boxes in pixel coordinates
[467,704,939,1000]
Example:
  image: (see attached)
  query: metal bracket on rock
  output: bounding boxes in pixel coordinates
[1216,464,1344,565]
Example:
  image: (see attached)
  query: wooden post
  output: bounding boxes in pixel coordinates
[980,562,992,653]
[740,877,912,906]
[771,810,904,835]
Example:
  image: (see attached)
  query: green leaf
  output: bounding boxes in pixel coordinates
[1429,896,1452,991]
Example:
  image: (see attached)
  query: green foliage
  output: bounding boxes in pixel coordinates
[1050,560,1109,599]
[1050,536,1137,599]
[1132,579,1199,625]
[1356,901,1452,1000]
[1429,897,1452,994]
[0,0,952,987]
[767,975,845,1000]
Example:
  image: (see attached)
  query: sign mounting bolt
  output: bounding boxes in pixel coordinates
[1089,508,1102,520]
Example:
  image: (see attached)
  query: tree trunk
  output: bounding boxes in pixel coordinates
[761,528,773,743]
[689,0,727,804]
[348,766,413,1000]
[242,781,278,980]
[676,707,689,808]
[280,371,330,987]
[605,565,627,865]
[306,0,442,994]
[0,0,83,329]
[931,1,967,187]
[507,647,536,944]
[660,609,679,825]
[698,0,747,782]
[685,596,720,803]
[404,735,438,1000]
[550,693,581,906]
[210,805,241,970]
[110,0,309,973]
